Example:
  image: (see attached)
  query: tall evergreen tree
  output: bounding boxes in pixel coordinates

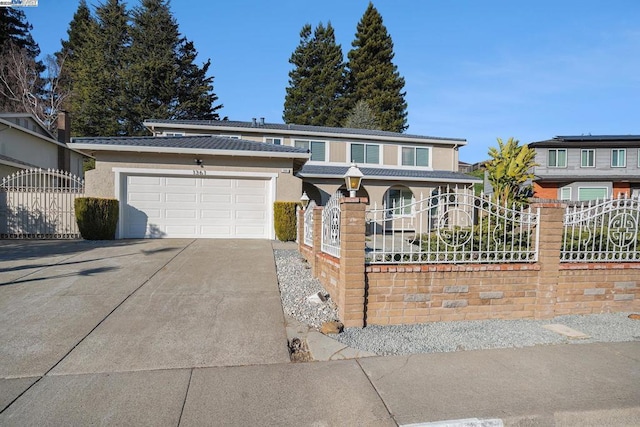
[283,22,346,127]
[57,0,95,109]
[126,0,221,134]
[173,40,222,121]
[346,2,408,133]
[69,0,130,136]
[0,7,44,114]
[0,7,40,58]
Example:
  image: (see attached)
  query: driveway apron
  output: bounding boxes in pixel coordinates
[50,239,290,375]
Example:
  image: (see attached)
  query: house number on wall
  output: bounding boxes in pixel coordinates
[193,170,207,176]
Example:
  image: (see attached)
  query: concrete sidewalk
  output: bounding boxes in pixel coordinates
[1,342,638,425]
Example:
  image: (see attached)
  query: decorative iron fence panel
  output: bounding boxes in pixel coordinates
[321,192,342,258]
[0,169,85,239]
[562,195,640,262]
[303,200,316,247]
[365,186,539,264]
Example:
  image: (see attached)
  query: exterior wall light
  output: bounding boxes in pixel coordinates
[344,164,363,197]
[300,191,310,209]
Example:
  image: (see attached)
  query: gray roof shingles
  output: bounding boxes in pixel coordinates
[70,135,309,155]
[144,119,466,142]
[297,164,481,182]
[529,135,640,147]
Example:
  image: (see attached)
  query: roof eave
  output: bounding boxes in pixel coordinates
[143,121,467,146]
[68,143,310,159]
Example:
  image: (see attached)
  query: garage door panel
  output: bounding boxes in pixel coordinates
[129,176,162,185]
[129,192,162,202]
[236,210,267,220]
[166,193,197,203]
[123,174,271,239]
[165,209,197,219]
[202,179,232,188]
[201,210,233,219]
[201,194,232,203]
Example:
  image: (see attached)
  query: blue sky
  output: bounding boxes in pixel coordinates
[23,0,640,162]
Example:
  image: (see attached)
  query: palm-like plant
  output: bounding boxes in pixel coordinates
[486,137,538,206]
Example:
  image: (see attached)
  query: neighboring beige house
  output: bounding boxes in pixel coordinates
[0,112,87,178]
[144,119,480,209]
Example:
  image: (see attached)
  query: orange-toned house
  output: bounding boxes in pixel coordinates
[529,135,640,201]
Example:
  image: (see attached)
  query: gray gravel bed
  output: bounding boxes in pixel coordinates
[274,249,640,355]
[274,249,340,328]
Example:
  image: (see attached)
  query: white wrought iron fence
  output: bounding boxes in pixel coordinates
[562,195,640,262]
[365,186,539,264]
[0,168,84,238]
[321,192,342,258]
[303,200,316,247]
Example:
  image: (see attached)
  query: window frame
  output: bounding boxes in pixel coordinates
[577,187,608,201]
[264,136,283,145]
[611,148,626,168]
[220,134,241,139]
[349,142,381,165]
[399,146,431,168]
[294,139,327,162]
[580,149,595,168]
[547,149,567,168]
[386,187,414,217]
[560,187,572,201]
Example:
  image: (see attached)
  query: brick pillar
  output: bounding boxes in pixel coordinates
[311,206,323,275]
[338,197,367,327]
[532,202,565,319]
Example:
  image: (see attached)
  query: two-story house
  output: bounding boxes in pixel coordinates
[144,119,479,209]
[70,118,478,239]
[529,135,640,201]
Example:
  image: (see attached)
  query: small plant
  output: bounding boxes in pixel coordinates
[274,201,299,241]
[74,197,119,240]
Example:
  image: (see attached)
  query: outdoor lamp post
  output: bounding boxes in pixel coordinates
[300,191,310,209]
[344,164,363,198]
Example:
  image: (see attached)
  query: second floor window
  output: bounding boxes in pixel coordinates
[351,143,379,164]
[581,149,595,167]
[401,147,430,167]
[265,137,282,145]
[548,149,567,167]
[294,140,326,161]
[611,149,626,167]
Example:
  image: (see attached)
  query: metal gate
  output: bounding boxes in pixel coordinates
[0,168,85,239]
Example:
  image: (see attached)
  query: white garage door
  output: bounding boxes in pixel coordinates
[122,175,271,238]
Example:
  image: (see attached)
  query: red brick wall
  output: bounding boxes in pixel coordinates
[612,182,631,198]
[365,264,540,324]
[533,182,558,200]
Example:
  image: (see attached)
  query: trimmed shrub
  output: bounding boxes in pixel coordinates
[274,201,299,241]
[75,197,119,240]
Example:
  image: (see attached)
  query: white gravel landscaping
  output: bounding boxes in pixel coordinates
[274,249,640,356]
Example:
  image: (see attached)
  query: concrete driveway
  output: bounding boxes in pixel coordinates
[0,240,291,406]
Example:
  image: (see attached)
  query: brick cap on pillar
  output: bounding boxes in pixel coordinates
[530,202,567,208]
[341,197,369,204]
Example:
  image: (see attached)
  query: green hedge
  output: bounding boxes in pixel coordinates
[75,197,119,240]
[274,201,299,241]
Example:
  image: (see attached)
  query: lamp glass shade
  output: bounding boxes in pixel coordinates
[347,176,361,191]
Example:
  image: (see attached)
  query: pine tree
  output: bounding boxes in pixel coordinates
[126,0,221,133]
[0,7,44,114]
[283,22,346,127]
[69,0,130,136]
[344,100,380,130]
[174,40,223,121]
[346,2,408,133]
[57,0,95,108]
